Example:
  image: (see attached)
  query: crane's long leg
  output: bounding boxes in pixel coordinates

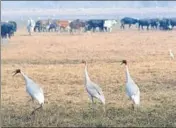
[27,96,34,103]
[91,96,96,116]
[103,104,106,113]
[132,100,135,111]
[132,104,134,110]
[30,104,43,115]
[91,97,95,110]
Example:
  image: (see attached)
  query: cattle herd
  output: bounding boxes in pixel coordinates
[121,17,176,30]
[1,17,176,39]
[32,19,117,33]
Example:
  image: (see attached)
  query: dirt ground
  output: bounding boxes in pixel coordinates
[1,28,176,127]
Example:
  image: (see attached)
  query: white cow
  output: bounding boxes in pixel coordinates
[104,20,118,32]
[27,18,36,35]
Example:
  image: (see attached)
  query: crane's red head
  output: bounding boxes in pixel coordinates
[121,60,127,65]
[12,69,21,76]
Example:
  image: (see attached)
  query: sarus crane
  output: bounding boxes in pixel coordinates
[121,60,140,110]
[13,69,44,115]
[82,60,105,111]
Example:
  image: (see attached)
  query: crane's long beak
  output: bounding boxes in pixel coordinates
[12,71,17,77]
[116,60,123,65]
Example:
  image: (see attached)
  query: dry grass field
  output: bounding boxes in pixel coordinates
[1,28,176,127]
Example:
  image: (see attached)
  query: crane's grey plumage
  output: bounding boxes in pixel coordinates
[82,60,105,106]
[169,49,174,60]
[121,60,140,109]
[13,69,44,115]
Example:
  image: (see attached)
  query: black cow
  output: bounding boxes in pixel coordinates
[1,22,15,39]
[48,20,59,32]
[34,19,51,32]
[48,22,58,32]
[159,18,171,30]
[169,18,176,29]
[34,20,41,32]
[85,19,105,32]
[8,21,17,32]
[150,18,160,30]
[120,17,138,29]
[138,19,151,30]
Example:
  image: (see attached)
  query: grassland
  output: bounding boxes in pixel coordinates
[1,28,176,127]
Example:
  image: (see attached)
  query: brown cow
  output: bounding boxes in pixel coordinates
[69,19,86,34]
[54,20,71,32]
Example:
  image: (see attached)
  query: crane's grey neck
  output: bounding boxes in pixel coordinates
[84,63,90,84]
[125,65,131,82]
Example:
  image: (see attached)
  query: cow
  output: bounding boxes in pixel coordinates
[1,22,15,39]
[103,19,118,32]
[54,20,70,32]
[34,19,51,32]
[8,21,17,33]
[85,19,105,32]
[138,19,151,30]
[169,17,176,29]
[27,19,36,35]
[120,17,138,29]
[159,18,172,30]
[69,19,86,34]
[150,18,160,30]
[48,21,58,32]
[34,20,40,32]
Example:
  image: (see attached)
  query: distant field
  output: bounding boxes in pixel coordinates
[1,28,176,127]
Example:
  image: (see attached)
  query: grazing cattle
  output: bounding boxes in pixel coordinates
[138,19,151,30]
[34,19,51,32]
[1,22,15,39]
[150,18,160,30]
[34,20,41,32]
[8,21,17,33]
[85,19,105,32]
[169,18,176,29]
[159,18,172,30]
[27,19,36,35]
[69,19,86,34]
[104,20,118,32]
[48,22,58,32]
[120,17,138,29]
[54,20,70,32]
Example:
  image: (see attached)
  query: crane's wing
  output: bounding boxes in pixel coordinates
[131,89,140,105]
[171,53,174,59]
[90,81,104,95]
[26,79,44,97]
[126,80,139,98]
[26,80,44,104]
[86,81,105,104]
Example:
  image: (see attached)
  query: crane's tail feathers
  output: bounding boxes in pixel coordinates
[98,94,105,105]
[131,94,140,105]
[36,93,44,105]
